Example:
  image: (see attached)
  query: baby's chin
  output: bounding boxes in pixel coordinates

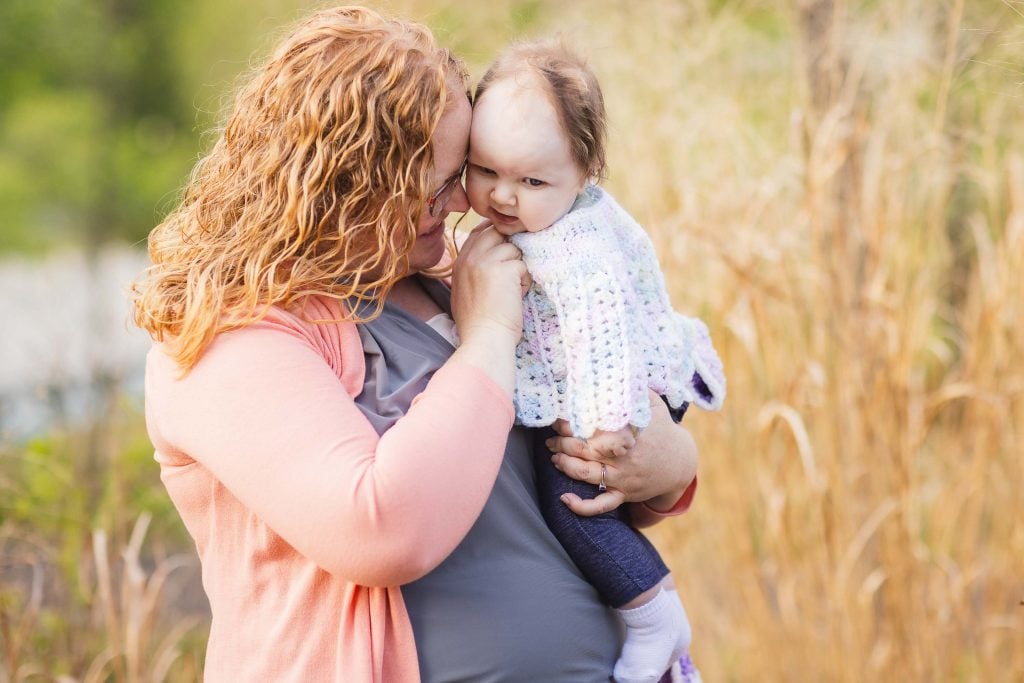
[492,222,526,236]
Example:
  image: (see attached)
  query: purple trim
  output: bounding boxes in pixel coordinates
[657,654,701,683]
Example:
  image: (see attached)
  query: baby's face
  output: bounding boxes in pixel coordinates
[467,77,587,236]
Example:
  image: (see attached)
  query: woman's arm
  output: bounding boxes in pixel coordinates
[146,225,527,589]
[544,390,699,523]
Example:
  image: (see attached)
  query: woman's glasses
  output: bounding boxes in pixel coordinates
[427,160,468,217]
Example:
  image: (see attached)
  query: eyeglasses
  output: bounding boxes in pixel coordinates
[426,160,467,217]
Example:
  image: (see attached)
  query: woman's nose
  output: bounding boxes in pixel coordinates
[447,181,470,213]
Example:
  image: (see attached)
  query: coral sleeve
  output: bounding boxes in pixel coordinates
[630,477,698,529]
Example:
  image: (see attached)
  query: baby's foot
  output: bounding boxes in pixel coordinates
[613,588,691,683]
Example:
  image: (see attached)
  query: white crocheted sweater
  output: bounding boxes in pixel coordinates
[509,185,726,438]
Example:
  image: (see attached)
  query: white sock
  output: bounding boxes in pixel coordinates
[665,588,692,656]
[613,588,692,683]
[665,589,695,678]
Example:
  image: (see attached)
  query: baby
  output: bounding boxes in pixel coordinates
[465,40,725,683]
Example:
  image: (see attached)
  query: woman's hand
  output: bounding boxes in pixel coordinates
[545,391,698,516]
[451,221,529,342]
[449,221,529,395]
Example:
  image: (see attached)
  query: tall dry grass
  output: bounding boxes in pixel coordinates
[569,1,1024,680]
[0,402,206,682]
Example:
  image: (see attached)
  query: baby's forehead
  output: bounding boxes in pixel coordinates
[482,69,550,101]
[471,77,560,136]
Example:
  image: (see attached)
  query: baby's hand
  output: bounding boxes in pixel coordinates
[585,426,637,460]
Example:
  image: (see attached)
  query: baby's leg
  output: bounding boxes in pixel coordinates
[533,435,689,682]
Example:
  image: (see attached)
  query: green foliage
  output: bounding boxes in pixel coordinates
[510,0,545,32]
[0,0,566,254]
[0,0,199,252]
[1,408,186,542]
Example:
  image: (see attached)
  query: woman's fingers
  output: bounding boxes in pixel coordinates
[546,429,636,516]
[559,489,627,517]
[550,451,612,485]
[489,240,525,262]
[546,395,699,505]
[460,225,522,264]
[450,223,526,346]
[545,429,634,462]
[459,222,499,254]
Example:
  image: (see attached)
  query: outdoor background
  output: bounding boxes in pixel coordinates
[1,0,1021,680]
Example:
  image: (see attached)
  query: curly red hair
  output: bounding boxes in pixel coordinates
[131,6,467,372]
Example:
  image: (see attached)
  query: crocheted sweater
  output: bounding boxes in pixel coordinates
[509,185,725,438]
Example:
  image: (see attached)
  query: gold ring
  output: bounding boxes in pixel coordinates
[598,464,608,492]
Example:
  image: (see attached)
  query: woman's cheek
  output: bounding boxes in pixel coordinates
[466,178,486,214]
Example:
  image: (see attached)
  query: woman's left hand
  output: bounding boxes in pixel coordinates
[545,391,698,517]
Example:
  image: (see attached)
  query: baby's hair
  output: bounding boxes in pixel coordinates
[475,38,607,182]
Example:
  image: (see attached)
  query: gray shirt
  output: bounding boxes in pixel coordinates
[353,277,621,682]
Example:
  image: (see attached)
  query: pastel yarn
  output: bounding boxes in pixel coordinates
[509,185,725,438]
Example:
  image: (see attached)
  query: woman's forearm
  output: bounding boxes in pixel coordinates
[449,322,518,397]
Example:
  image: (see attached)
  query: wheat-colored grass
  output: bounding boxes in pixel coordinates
[580,2,1024,680]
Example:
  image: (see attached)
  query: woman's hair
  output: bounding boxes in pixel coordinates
[475,38,606,181]
[130,6,467,372]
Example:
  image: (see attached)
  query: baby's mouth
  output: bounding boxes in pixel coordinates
[491,209,517,224]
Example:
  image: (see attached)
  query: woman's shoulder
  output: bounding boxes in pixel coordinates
[147,294,366,398]
[248,295,367,392]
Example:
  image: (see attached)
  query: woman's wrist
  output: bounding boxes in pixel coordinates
[633,477,697,530]
[450,323,519,396]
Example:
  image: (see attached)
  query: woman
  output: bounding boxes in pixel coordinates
[131,6,698,682]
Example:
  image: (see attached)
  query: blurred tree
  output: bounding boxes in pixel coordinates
[0,0,557,255]
[0,0,198,253]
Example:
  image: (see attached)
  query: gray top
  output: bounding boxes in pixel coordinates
[353,276,621,683]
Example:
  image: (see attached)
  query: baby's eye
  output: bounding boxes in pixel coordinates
[473,164,496,176]
[525,178,545,187]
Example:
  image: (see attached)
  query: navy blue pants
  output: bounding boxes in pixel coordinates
[534,430,669,609]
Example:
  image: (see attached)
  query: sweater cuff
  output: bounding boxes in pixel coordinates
[643,476,697,517]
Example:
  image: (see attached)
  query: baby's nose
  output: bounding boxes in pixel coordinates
[491,183,516,207]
